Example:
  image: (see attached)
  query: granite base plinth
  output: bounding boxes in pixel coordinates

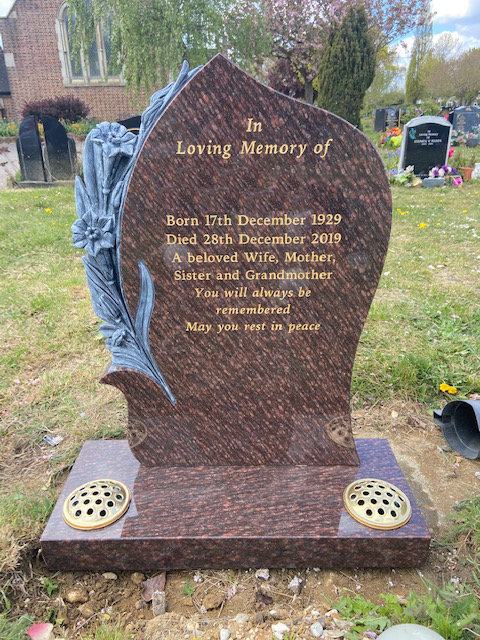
[41,439,430,570]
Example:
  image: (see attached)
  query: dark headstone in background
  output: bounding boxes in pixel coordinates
[399,116,452,177]
[42,115,76,180]
[452,105,480,134]
[374,108,386,132]
[118,115,141,134]
[17,115,46,182]
[385,107,399,128]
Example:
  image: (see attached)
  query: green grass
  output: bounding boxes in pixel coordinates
[0,613,32,640]
[336,583,480,640]
[0,176,479,634]
[352,181,480,404]
[0,187,126,573]
[0,182,479,572]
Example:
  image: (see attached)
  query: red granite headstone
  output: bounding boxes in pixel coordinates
[41,56,430,570]
[106,55,391,467]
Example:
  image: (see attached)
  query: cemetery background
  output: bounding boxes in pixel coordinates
[0,1,479,639]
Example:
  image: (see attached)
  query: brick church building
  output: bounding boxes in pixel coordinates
[0,0,145,122]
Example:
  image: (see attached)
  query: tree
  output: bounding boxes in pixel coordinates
[263,0,428,104]
[66,0,271,92]
[68,0,428,99]
[316,6,376,127]
[452,48,480,103]
[422,33,461,100]
[364,46,405,111]
[405,9,433,103]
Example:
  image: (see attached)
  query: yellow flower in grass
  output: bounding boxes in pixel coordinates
[439,382,458,394]
[399,210,409,215]
[418,223,428,229]
[45,208,53,214]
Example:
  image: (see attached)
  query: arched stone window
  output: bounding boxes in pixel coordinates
[56,3,124,86]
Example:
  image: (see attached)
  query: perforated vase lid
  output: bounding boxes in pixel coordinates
[343,478,412,530]
[63,479,131,530]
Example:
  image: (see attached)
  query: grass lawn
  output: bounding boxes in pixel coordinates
[0,180,479,637]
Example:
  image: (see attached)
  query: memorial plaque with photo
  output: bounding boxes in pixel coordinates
[41,55,431,571]
[399,116,452,177]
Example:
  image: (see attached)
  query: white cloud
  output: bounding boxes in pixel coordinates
[432,0,471,23]
[0,0,14,17]
[396,29,480,67]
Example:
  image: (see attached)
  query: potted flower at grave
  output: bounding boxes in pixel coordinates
[460,151,476,181]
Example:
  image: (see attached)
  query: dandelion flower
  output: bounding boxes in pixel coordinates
[439,382,457,394]
[45,208,53,214]
[419,223,428,229]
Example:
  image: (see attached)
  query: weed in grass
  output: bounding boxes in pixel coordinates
[86,623,134,640]
[39,575,59,597]
[336,581,480,639]
[448,496,480,552]
[182,579,195,597]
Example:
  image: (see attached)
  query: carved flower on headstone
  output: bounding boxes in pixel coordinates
[92,122,137,159]
[100,324,129,347]
[72,208,114,256]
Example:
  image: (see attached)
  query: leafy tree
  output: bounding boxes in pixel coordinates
[405,9,433,103]
[68,0,428,100]
[452,48,480,103]
[364,46,405,111]
[316,6,376,127]
[66,0,271,91]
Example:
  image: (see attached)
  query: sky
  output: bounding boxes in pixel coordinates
[0,0,479,62]
[396,0,480,66]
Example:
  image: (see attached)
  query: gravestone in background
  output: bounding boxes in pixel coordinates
[374,108,386,132]
[399,116,452,177]
[118,115,141,134]
[41,55,430,570]
[16,115,46,182]
[452,105,480,134]
[43,115,77,180]
[385,107,399,128]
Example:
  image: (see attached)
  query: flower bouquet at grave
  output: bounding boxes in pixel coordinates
[380,126,402,148]
[428,164,457,178]
[451,126,479,146]
[385,149,401,183]
[394,165,422,187]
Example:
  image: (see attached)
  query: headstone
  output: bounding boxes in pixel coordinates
[42,115,77,180]
[118,115,141,134]
[16,115,46,182]
[399,116,452,177]
[41,55,430,571]
[452,105,480,136]
[385,107,399,128]
[374,108,386,132]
